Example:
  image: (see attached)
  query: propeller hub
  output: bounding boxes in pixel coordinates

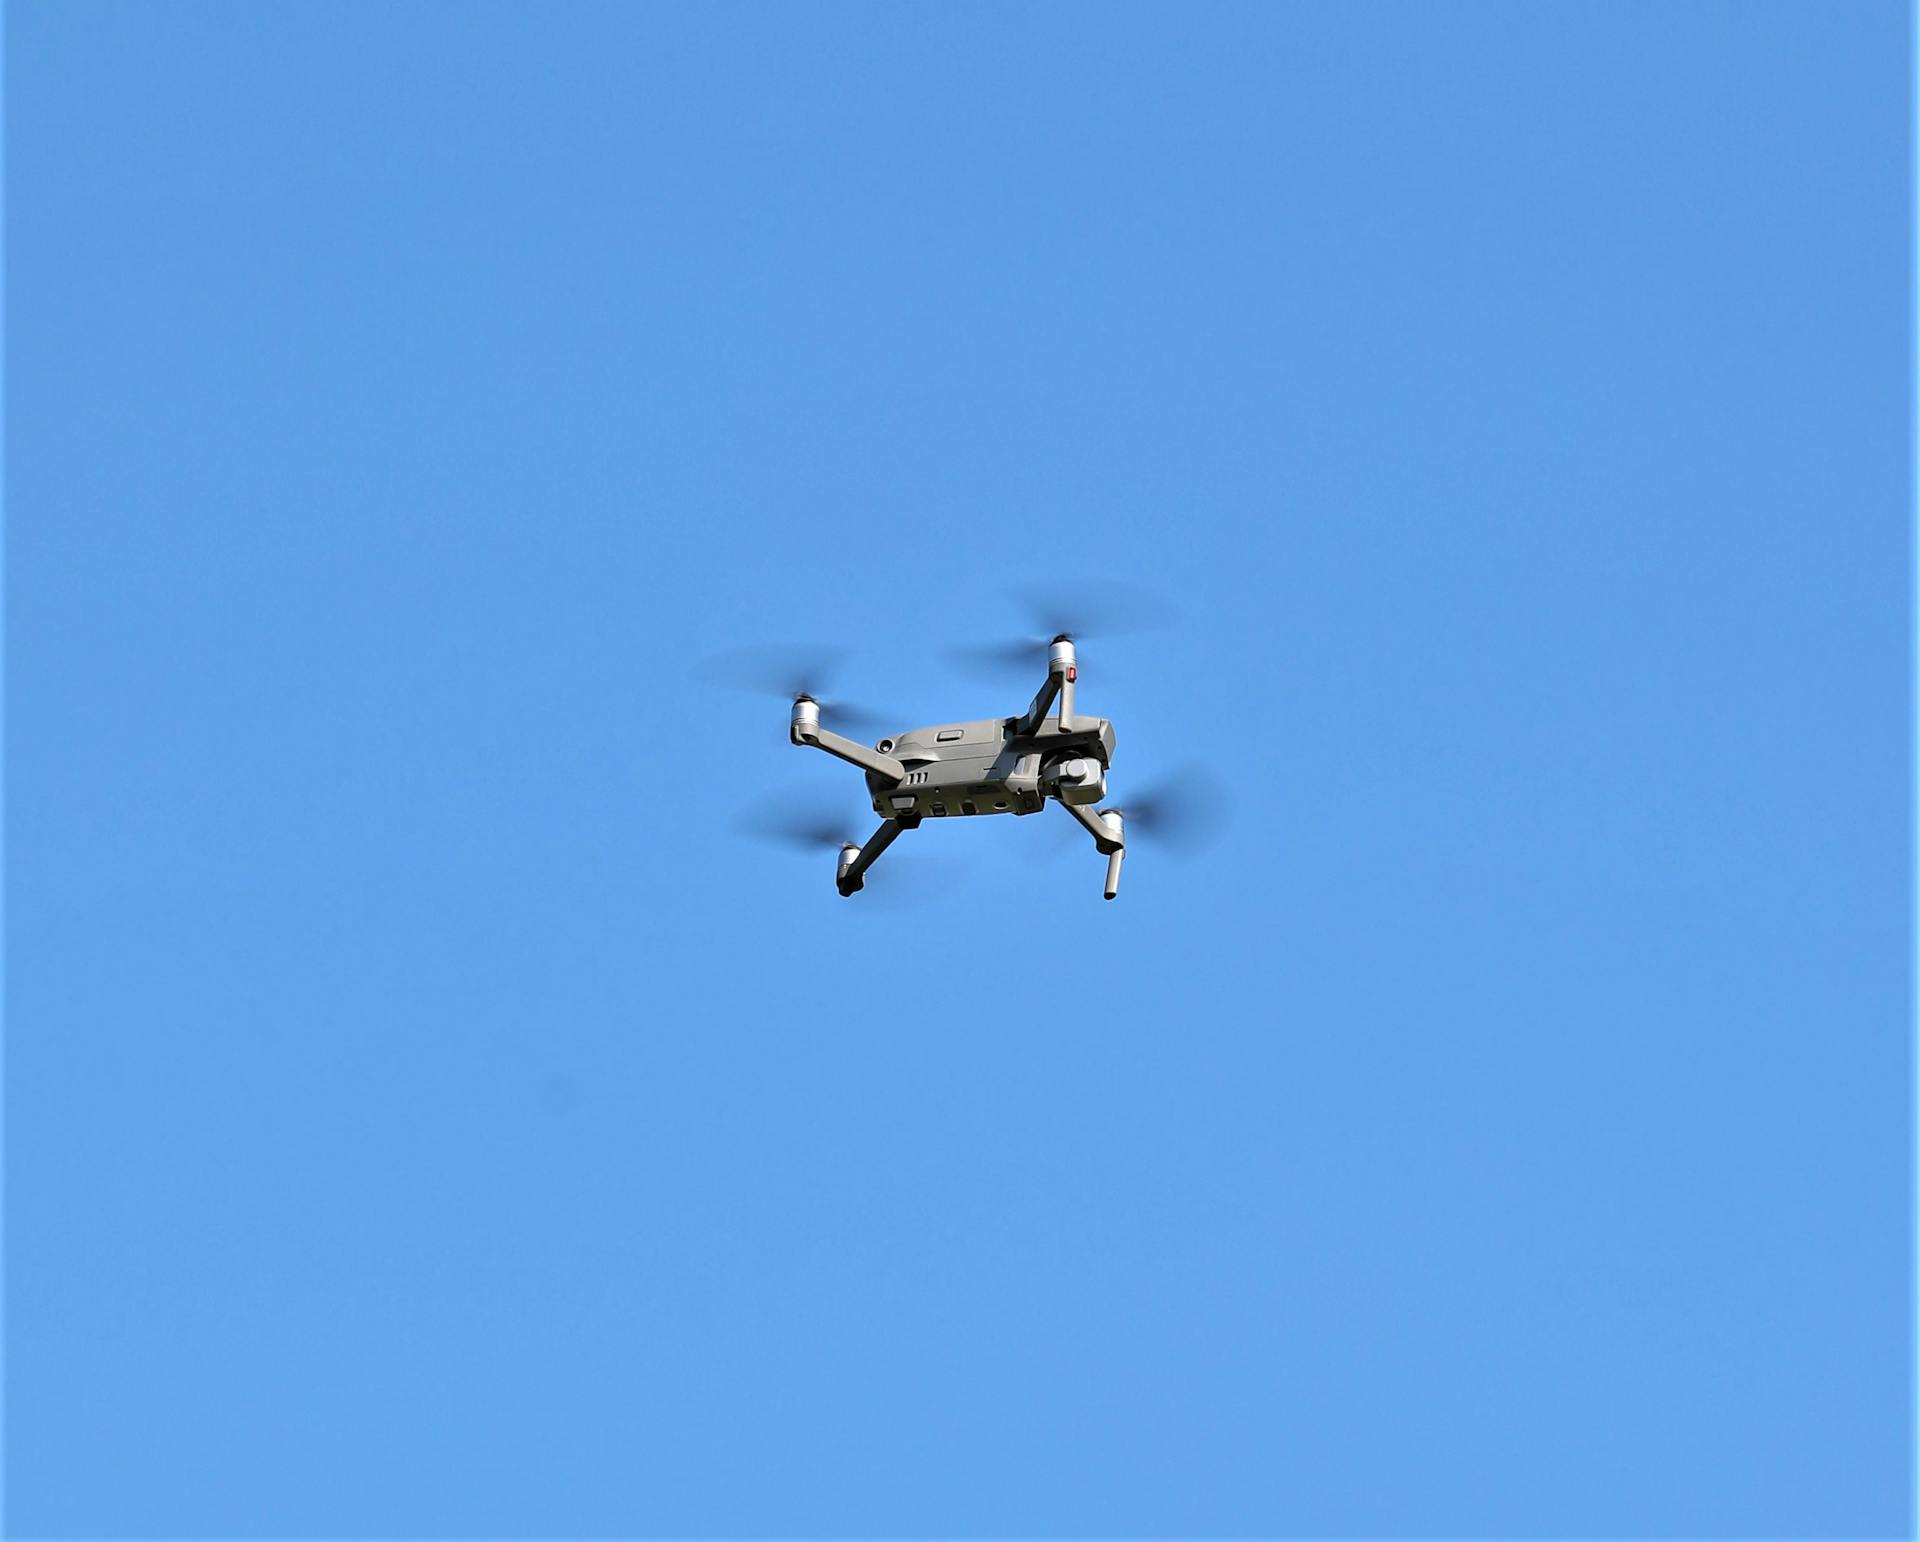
[1048,635,1077,674]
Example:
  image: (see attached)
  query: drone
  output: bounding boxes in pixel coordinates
[712,586,1217,900]
[711,596,1216,900]
[790,632,1133,899]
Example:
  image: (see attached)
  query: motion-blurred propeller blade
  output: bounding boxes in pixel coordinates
[690,643,844,700]
[946,638,1052,677]
[691,645,896,733]
[735,788,968,910]
[735,790,854,852]
[1108,763,1233,855]
[1014,580,1180,643]
[947,582,1178,677]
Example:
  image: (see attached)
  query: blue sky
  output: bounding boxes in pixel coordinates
[4,1,1911,1535]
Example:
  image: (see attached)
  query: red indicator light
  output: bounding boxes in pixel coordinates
[1067,666,1077,682]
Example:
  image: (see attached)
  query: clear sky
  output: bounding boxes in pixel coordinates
[5,2,1912,1536]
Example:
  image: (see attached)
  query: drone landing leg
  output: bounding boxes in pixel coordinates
[837,817,910,897]
[1056,799,1125,899]
[1058,798,1122,854]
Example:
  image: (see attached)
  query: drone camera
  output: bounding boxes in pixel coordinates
[1046,753,1106,807]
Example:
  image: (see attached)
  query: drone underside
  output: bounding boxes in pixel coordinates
[790,636,1130,899]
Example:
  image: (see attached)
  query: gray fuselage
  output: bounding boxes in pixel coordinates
[865,715,1117,821]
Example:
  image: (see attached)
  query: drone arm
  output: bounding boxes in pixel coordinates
[792,720,907,784]
[837,818,907,896]
[1056,800,1125,898]
[1059,797,1123,855]
[1013,672,1062,737]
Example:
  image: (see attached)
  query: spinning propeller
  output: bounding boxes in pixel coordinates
[736,795,850,853]
[948,581,1179,677]
[691,645,895,734]
[1034,761,1232,865]
[737,787,963,909]
[1102,763,1232,854]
